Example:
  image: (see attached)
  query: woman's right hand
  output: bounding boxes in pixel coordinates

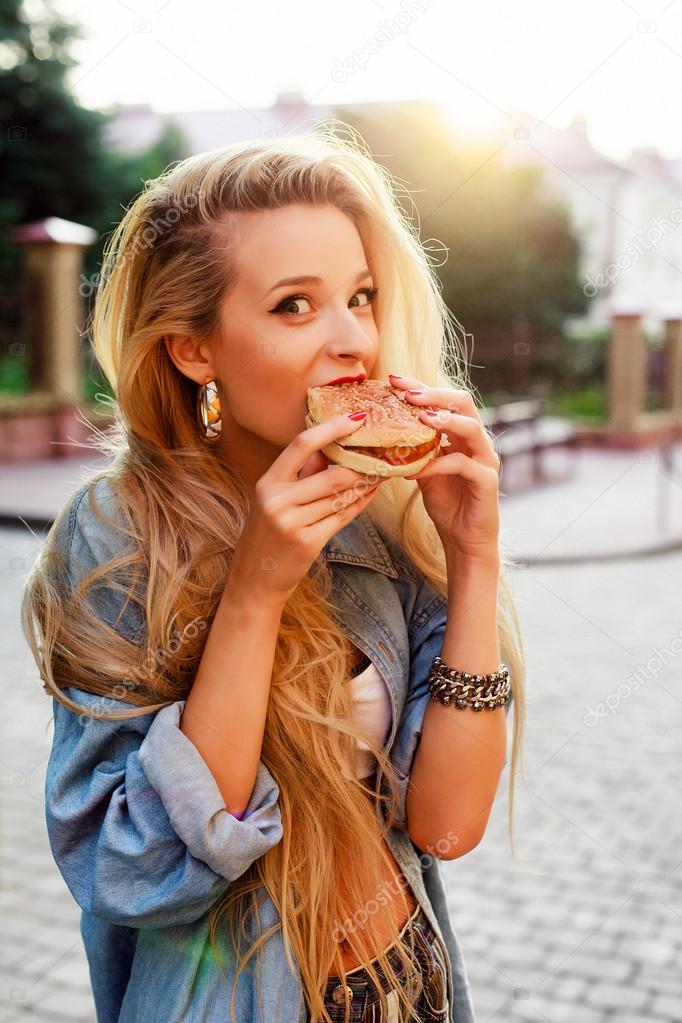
[227,413,385,606]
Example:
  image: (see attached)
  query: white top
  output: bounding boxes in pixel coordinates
[342,659,393,779]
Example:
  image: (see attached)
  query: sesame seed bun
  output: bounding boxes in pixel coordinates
[305,379,441,478]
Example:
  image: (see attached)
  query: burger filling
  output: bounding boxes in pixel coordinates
[346,434,440,465]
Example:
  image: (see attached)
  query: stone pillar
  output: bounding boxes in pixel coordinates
[663,315,682,419]
[9,217,97,402]
[608,307,646,431]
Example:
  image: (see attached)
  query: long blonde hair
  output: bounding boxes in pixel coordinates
[21,121,526,1023]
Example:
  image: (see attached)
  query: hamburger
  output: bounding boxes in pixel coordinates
[305,379,443,478]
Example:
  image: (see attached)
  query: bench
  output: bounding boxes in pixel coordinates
[480,398,578,488]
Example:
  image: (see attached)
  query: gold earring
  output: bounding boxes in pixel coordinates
[196,378,222,442]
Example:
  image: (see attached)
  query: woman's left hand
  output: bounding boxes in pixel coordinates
[388,374,501,564]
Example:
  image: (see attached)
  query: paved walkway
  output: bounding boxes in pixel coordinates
[1,441,681,562]
[1,444,680,1021]
[498,442,682,564]
[2,530,679,1022]
[451,548,682,1022]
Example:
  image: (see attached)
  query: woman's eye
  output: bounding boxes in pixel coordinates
[269,286,379,317]
[276,295,312,316]
[349,287,379,308]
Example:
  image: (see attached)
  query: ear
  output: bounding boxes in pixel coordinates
[163,336,217,384]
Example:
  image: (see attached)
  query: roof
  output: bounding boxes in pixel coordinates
[9,217,98,246]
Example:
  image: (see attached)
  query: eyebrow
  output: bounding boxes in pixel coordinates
[261,268,373,301]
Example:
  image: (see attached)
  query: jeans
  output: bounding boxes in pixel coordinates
[314,900,450,1022]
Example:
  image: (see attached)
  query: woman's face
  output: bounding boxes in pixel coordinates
[173,203,380,485]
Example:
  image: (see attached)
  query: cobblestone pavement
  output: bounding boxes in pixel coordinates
[2,525,97,1023]
[450,549,682,1023]
[1,523,680,1022]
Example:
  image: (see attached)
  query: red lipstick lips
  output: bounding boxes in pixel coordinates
[323,374,367,386]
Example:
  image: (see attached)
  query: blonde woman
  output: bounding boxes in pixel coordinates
[22,124,526,1023]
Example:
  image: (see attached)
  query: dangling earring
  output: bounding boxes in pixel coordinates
[196,378,222,443]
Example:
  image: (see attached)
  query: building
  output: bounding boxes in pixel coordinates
[103,96,682,336]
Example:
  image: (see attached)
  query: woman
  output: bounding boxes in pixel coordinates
[22,124,526,1023]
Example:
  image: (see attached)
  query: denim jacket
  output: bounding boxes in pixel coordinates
[43,475,512,1023]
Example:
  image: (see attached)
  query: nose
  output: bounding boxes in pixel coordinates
[323,306,376,365]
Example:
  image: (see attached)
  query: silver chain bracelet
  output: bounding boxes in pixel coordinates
[428,656,511,711]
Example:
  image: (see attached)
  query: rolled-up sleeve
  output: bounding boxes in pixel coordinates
[46,687,283,930]
[44,478,283,930]
[138,698,283,878]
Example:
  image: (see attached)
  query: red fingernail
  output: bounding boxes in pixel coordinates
[407,389,423,395]
[348,411,367,420]
[388,373,404,379]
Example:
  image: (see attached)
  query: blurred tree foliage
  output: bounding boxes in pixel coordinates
[0,0,190,393]
[333,103,592,400]
[0,10,592,406]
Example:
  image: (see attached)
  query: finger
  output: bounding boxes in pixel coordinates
[405,450,500,486]
[269,413,369,483]
[300,477,381,537]
[293,474,381,527]
[297,451,328,480]
[294,463,383,505]
[415,408,500,469]
[388,376,483,425]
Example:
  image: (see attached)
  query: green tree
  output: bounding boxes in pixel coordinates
[0,0,190,392]
[332,103,590,398]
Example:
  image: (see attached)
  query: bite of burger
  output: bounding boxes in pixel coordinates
[305,379,443,478]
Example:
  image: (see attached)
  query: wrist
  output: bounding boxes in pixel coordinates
[220,576,287,618]
[446,549,500,585]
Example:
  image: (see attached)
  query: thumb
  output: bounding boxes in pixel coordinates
[297,450,329,480]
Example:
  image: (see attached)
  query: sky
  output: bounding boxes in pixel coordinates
[48,0,682,161]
